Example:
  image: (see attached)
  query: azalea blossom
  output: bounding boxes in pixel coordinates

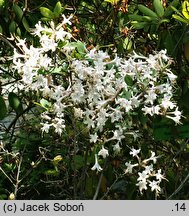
[148,180,161,195]
[125,161,138,174]
[98,145,109,159]
[130,148,141,158]
[136,180,148,194]
[91,154,103,172]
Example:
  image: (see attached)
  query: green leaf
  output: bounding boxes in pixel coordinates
[153,119,189,140]
[70,41,86,55]
[124,75,133,86]
[0,0,5,8]
[138,4,158,18]
[40,98,51,109]
[9,21,17,34]
[123,38,132,50]
[128,14,144,22]
[182,1,189,20]
[164,0,179,17]
[153,0,164,17]
[8,92,23,115]
[40,7,54,19]
[44,169,59,176]
[53,1,62,17]
[172,14,189,24]
[12,4,23,21]
[131,21,149,29]
[0,96,7,120]
[22,17,30,32]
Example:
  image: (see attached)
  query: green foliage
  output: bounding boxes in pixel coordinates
[8,92,23,115]
[0,96,7,120]
[40,1,64,21]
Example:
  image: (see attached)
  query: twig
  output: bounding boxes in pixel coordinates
[0,167,15,186]
[93,158,108,200]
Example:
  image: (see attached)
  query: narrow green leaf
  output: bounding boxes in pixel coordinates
[123,37,132,50]
[138,5,158,18]
[22,17,30,32]
[40,7,54,19]
[9,21,17,33]
[54,1,62,17]
[8,92,23,115]
[131,21,149,29]
[0,96,7,120]
[153,0,164,17]
[12,4,23,21]
[164,0,179,17]
[172,14,189,24]
[128,14,144,22]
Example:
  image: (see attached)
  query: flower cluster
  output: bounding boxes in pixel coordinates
[125,148,166,196]
[11,15,181,188]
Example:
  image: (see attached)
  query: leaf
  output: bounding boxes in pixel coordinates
[70,41,86,55]
[12,4,23,21]
[124,75,133,86]
[9,21,17,34]
[128,14,144,22]
[53,1,62,17]
[40,98,51,109]
[104,0,120,5]
[44,169,59,176]
[172,14,189,24]
[0,96,7,120]
[153,0,164,17]
[8,92,23,115]
[131,21,149,29]
[22,17,30,32]
[138,4,158,18]
[0,0,5,8]
[182,1,189,20]
[123,38,132,50]
[164,0,179,17]
[40,7,54,19]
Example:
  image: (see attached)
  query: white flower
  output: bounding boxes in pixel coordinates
[166,71,177,83]
[166,115,182,125]
[143,164,153,175]
[52,118,65,135]
[148,180,161,194]
[91,154,103,172]
[130,148,141,157]
[155,169,166,181]
[144,90,157,105]
[116,98,132,112]
[98,145,109,159]
[62,14,72,25]
[148,151,158,164]
[137,171,149,181]
[41,122,52,133]
[125,161,138,174]
[90,133,98,143]
[113,142,122,154]
[136,180,148,194]
[161,96,176,110]
[112,128,125,141]
[166,107,183,125]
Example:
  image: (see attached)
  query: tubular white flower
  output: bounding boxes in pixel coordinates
[91,154,103,172]
[98,145,109,159]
